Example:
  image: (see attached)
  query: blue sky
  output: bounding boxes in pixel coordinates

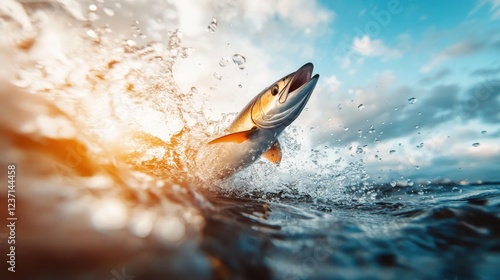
[306,0,500,182]
[315,0,499,87]
[169,0,500,182]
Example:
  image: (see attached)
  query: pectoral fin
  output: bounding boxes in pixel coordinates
[207,129,258,145]
[262,140,282,165]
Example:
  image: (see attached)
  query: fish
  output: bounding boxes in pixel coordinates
[198,63,319,179]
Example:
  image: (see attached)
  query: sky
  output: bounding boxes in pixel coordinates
[154,0,500,182]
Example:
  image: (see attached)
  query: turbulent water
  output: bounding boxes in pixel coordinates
[1,1,499,280]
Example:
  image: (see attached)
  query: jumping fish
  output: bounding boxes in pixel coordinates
[200,62,319,179]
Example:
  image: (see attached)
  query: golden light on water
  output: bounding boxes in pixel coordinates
[0,5,220,277]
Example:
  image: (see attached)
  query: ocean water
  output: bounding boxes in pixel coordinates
[1,1,499,280]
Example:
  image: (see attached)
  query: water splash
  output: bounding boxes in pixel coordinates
[0,0,371,244]
[0,0,211,252]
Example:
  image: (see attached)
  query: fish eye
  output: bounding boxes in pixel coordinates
[271,85,279,96]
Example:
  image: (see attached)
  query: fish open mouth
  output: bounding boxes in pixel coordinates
[280,63,318,104]
[289,63,314,93]
[254,62,319,128]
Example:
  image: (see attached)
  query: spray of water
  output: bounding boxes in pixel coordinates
[0,1,369,241]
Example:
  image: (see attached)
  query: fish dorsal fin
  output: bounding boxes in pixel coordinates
[262,140,282,165]
[207,129,258,145]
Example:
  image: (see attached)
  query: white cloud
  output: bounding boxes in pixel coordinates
[470,0,500,20]
[169,0,333,119]
[490,0,500,19]
[323,75,341,92]
[420,41,483,73]
[375,71,396,90]
[339,56,351,69]
[214,0,333,32]
[309,70,396,140]
[352,35,403,61]
[275,0,333,28]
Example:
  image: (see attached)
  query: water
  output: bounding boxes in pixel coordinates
[0,2,499,280]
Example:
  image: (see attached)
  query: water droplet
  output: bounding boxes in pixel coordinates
[219,57,229,67]
[358,104,365,110]
[232,54,246,69]
[472,142,480,147]
[390,181,397,187]
[415,166,420,170]
[389,150,396,154]
[335,157,342,164]
[88,4,97,11]
[418,112,422,116]
[190,87,198,94]
[416,143,424,148]
[310,127,316,132]
[207,17,218,33]
[343,126,349,131]
[238,84,242,88]
[415,125,419,129]
[368,126,375,133]
[88,11,99,21]
[481,130,487,134]
[407,179,414,186]
[356,147,363,154]
[213,72,222,80]
[86,29,98,39]
[338,104,342,110]
[126,39,136,47]
[394,107,398,111]
[408,97,417,104]
[357,129,362,134]
[103,6,115,16]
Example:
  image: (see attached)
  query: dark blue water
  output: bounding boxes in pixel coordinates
[199,183,500,280]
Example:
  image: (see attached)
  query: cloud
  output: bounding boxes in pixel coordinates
[168,0,334,118]
[421,41,485,72]
[419,68,452,84]
[470,0,500,20]
[422,152,500,181]
[460,79,500,124]
[311,77,466,146]
[215,0,333,32]
[323,75,341,93]
[352,35,403,60]
[471,65,500,76]
[311,71,402,144]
